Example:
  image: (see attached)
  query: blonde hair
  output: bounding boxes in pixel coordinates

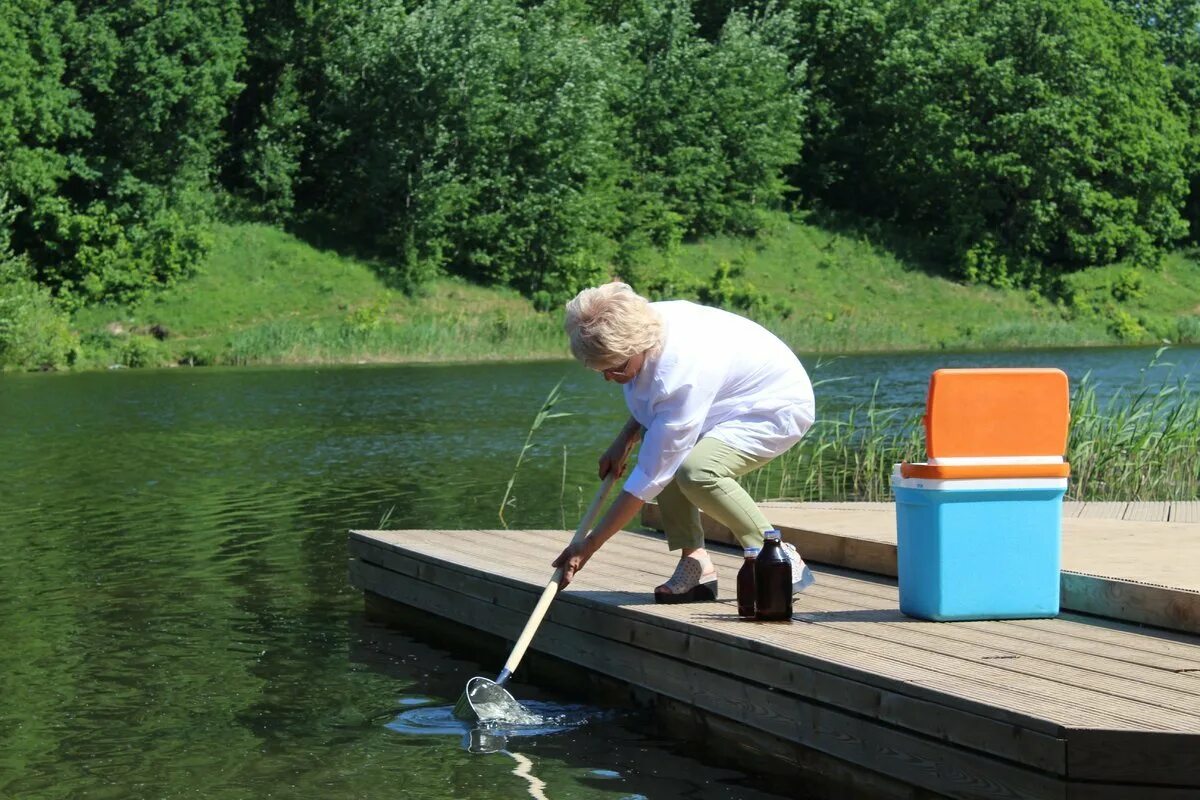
[564,282,664,369]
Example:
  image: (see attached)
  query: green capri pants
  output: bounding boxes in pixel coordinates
[655,436,777,552]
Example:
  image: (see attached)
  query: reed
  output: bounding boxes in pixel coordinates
[1066,371,1200,501]
[498,378,572,528]
[746,381,925,503]
[747,365,1200,503]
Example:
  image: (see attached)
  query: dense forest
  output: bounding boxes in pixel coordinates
[2,0,1198,366]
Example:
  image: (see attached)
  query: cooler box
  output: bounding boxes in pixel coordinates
[893,470,1067,621]
[894,368,1071,622]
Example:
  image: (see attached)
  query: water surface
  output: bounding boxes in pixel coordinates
[1,344,1193,799]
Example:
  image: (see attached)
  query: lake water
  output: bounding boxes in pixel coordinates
[1,344,1195,799]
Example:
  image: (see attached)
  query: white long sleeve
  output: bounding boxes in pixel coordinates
[621,301,815,502]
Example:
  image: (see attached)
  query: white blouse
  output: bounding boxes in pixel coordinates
[622,301,815,502]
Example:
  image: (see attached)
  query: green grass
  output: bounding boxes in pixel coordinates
[649,214,1200,352]
[70,223,570,368]
[66,217,1200,369]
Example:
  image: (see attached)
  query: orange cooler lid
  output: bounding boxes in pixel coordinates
[924,368,1069,460]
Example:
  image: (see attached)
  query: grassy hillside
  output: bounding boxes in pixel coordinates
[653,216,1200,352]
[68,219,1200,369]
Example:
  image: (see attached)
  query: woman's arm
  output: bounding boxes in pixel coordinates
[599,416,643,479]
[552,490,644,587]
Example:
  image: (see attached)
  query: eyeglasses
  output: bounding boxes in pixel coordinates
[599,357,632,378]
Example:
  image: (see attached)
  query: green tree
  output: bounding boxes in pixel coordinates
[1108,0,1200,241]
[793,0,1190,285]
[614,0,804,250]
[220,0,320,223]
[789,0,893,201]
[1,0,244,307]
[314,0,620,299]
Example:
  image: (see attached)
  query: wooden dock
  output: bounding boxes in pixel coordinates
[642,501,1200,635]
[349,526,1200,800]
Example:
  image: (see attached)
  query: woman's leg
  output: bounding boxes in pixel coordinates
[654,479,706,552]
[674,437,775,551]
[651,470,718,600]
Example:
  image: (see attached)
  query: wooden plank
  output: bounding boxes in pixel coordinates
[366,529,1200,708]
[738,554,1200,667]
[1068,730,1200,785]
[351,531,1200,789]
[646,504,1200,636]
[786,527,899,577]
[352,536,1098,732]
[529,527,1200,685]
[1169,502,1200,524]
[350,557,1070,800]
[1067,784,1200,800]
[612,528,1200,664]
[1124,502,1172,522]
[790,587,1200,715]
[576,524,1200,664]
[350,527,1200,734]
[785,570,1200,682]
[792,575,1200,693]
[1076,502,1129,520]
[351,537,1068,773]
[644,503,901,576]
[1061,572,1200,640]
[1061,502,1085,518]
[352,533,1196,732]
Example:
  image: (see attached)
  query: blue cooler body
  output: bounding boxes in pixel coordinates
[892,471,1067,621]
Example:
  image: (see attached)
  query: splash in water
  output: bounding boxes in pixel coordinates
[462,676,543,725]
[386,694,608,753]
[468,699,542,725]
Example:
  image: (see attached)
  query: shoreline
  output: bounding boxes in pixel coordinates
[14,337,1192,376]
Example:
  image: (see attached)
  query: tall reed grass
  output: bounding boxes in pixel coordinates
[499,378,572,528]
[744,380,925,503]
[1067,373,1200,500]
[746,366,1200,503]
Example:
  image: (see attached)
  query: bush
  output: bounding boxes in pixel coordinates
[1110,268,1146,301]
[0,1,242,307]
[0,255,78,371]
[1174,314,1200,343]
[314,0,619,300]
[118,336,167,369]
[795,0,1190,284]
[1107,308,1146,341]
[616,2,805,241]
[698,261,771,315]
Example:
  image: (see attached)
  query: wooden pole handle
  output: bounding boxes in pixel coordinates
[497,474,616,683]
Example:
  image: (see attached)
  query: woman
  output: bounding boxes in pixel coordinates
[553,282,816,602]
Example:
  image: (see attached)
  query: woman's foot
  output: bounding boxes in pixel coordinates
[783,542,816,594]
[654,552,718,604]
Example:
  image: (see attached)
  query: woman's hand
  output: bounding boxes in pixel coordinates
[598,424,641,479]
[552,540,595,588]
[597,440,628,480]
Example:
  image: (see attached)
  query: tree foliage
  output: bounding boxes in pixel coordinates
[220,0,316,223]
[1108,0,1200,241]
[0,196,76,369]
[0,0,244,308]
[617,1,804,246]
[794,0,1191,285]
[0,0,1197,320]
[311,0,624,298]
